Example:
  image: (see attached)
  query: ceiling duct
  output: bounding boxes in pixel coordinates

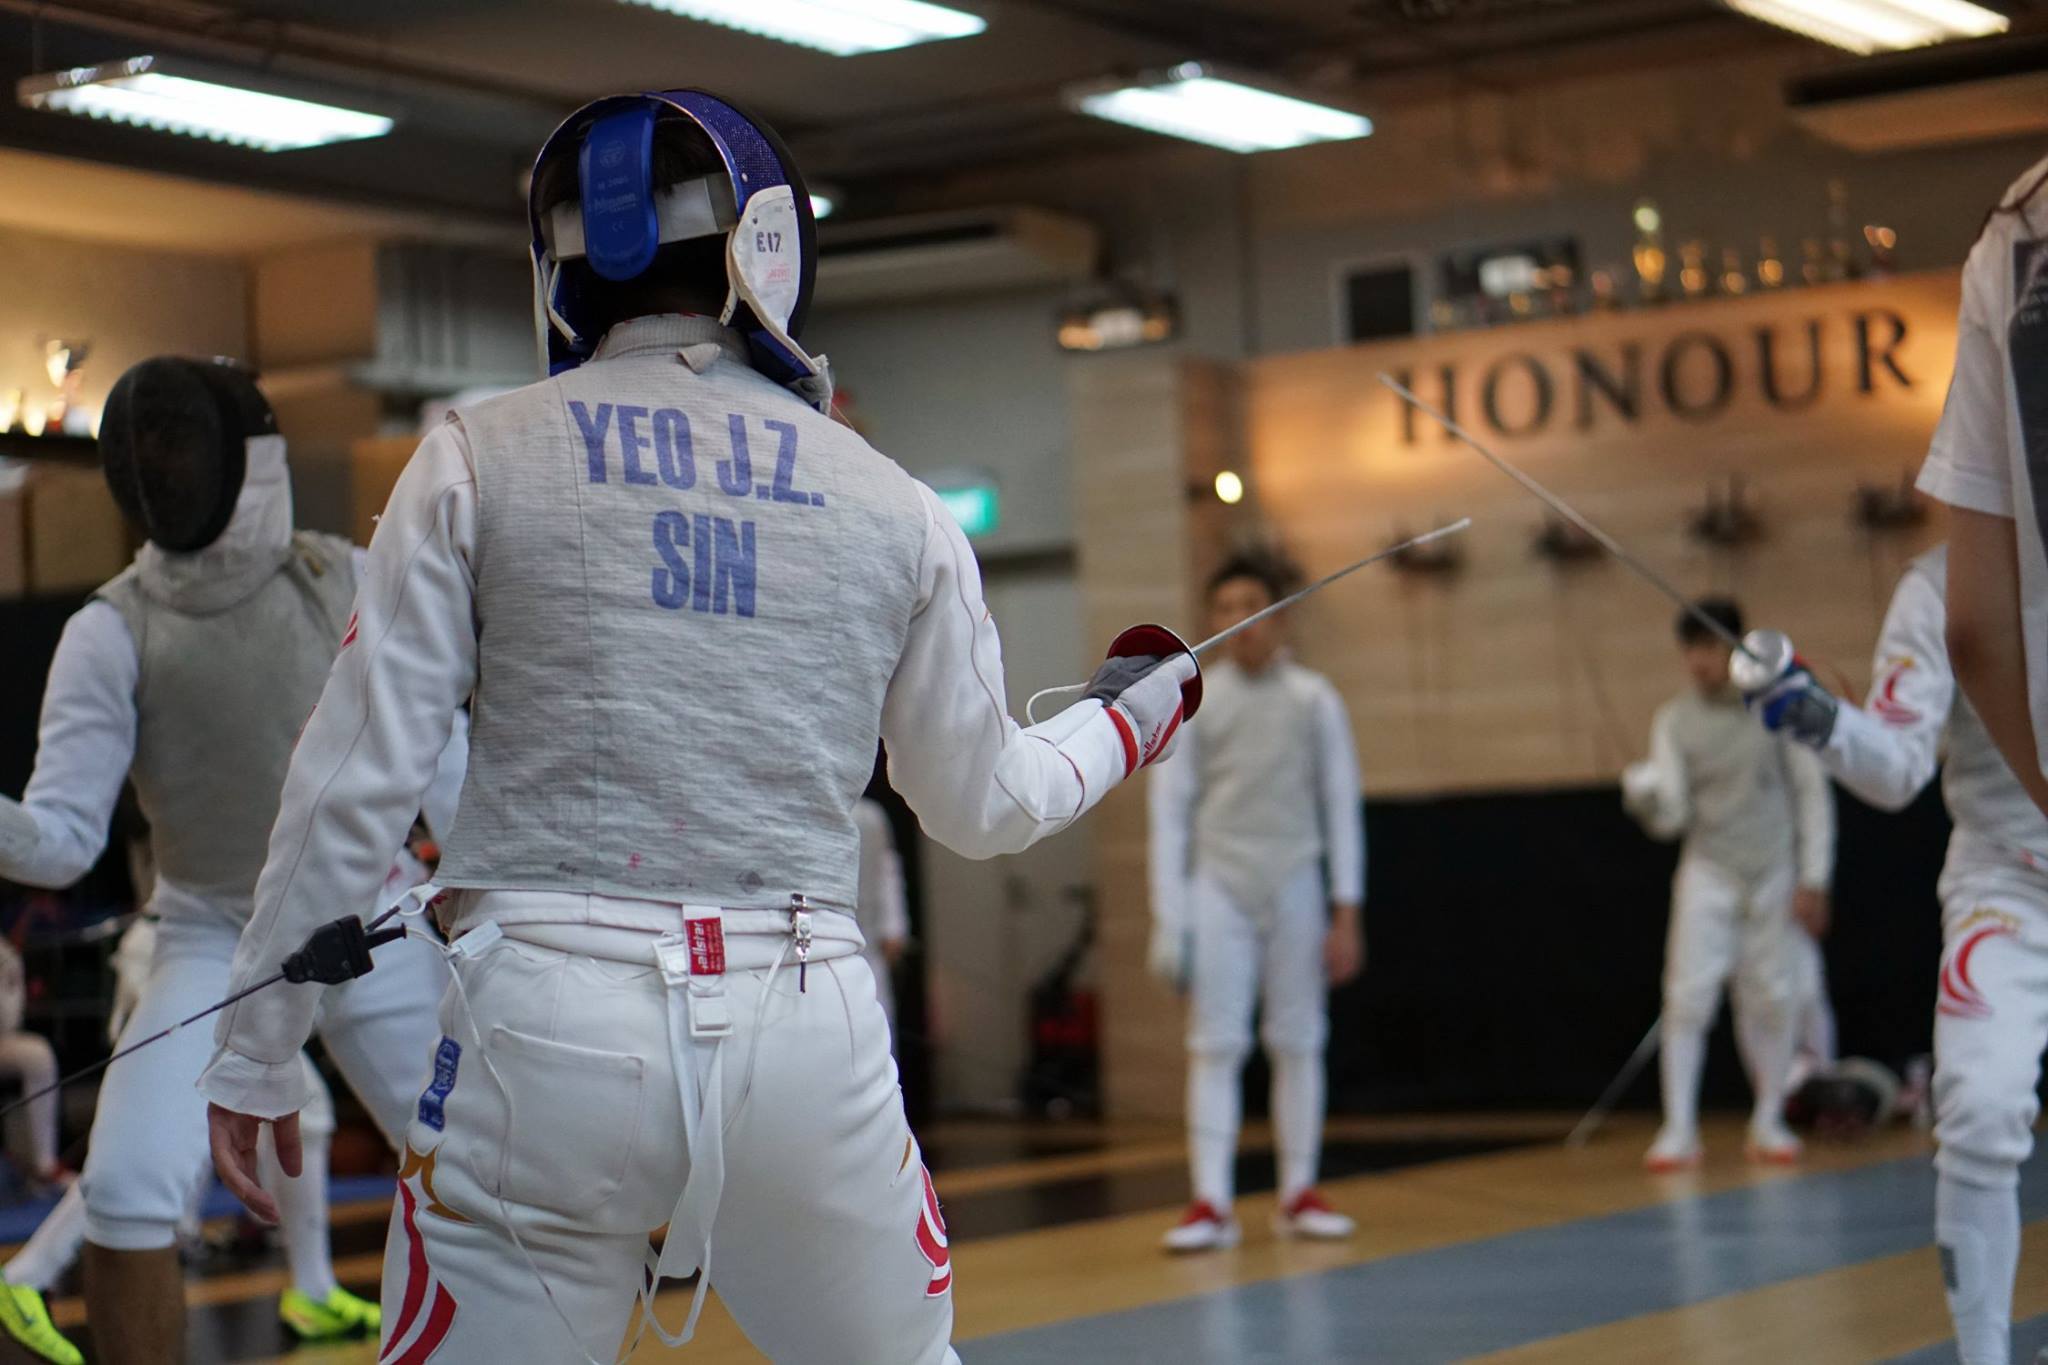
[817,207,1099,304]
[1785,31,2048,151]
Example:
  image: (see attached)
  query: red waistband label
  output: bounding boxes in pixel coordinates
[686,917,725,976]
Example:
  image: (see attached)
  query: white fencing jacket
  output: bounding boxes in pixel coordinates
[202,315,1146,1120]
[1821,545,2048,871]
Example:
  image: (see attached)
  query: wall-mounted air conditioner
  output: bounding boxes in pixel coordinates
[817,207,1099,305]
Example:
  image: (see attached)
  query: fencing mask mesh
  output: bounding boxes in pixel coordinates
[100,357,276,554]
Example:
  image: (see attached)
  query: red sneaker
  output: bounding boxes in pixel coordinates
[1161,1199,1241,1253]
[1273,1189,1355,1240]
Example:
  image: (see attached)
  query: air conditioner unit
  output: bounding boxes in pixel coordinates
[1786,32,2048,152]
[817,207,1100,304]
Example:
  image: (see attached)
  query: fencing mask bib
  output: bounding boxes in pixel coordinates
[99,357,278,554]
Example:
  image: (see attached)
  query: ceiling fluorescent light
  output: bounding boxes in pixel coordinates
[1725,0,2007,54]
[620,0,984,55]
[17,57,392,151]
[1067,64,1372,154]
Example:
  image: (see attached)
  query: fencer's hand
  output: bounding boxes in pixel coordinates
[881,935,907,968]
[1793,888,1831,940]
[1147,920,1190,990]
[208,1103,298,1226]
[1619,762,1661,812]
[1733,630,1839,748]
[1085,650,1198,774]
[1325,903,1366,986]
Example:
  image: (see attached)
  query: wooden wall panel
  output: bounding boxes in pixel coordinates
[1242,271,1958,796]
[1072,356,1239,1121]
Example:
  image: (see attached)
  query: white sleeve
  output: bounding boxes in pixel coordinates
[879,482,1135,859]
[1146,726,1200,932]
[201,422,480,1119]
[1821,569,1951,812]
[1918,240,2014,518]
[0,602,138,889]
[1622,705,1690,841]
[419,705,470,844]
[1313,682,1366,905]
[1786,742,1836,891]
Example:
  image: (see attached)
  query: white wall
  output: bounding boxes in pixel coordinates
[807,288,1079,556]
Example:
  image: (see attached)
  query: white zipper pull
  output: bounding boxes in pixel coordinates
[791,894,814,993]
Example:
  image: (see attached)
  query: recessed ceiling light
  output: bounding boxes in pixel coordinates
[17,57,393,151]
[619,0,985,55]
[1067,64,1372,154]
[1724,0,2006,54]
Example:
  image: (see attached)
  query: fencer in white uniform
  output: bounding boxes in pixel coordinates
[1737,547,2048,1365]
[1914,153,2048,822]
[0,357,460,1365]
[1148,554,1365,1252]
[200,90,1197,1365]
[854,796,911,1044]
[1622,598,1835,1170]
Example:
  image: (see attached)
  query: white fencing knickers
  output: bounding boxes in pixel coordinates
[1184,863,1330,1207]
[80,912,443,1249]
[1931,839,2048,1190]
[1659,858,1802,1137]
[377,902,960,1365]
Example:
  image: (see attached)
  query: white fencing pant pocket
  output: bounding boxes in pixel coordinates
[485,1027,646,1217]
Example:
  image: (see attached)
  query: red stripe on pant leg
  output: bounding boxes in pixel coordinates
[917,1214,948,1270]
[380,1183,428,1364]
[390,1285,457,1365]
[927,1267,953,1298]
[920,1167,947,1238]
[915,1165,951,1280]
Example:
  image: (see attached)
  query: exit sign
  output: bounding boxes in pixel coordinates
[935,482,1001,538]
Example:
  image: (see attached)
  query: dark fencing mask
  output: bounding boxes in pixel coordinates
[1786,1056,1902,1140]
[99,357,277,554]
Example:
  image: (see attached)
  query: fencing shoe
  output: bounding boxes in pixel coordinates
[1644,1125,1703,1173]
[0,1285,81,1365]
[1273,1190,1355,1240]
[1162,1201,1240,1253]
[280,1284,381,1341]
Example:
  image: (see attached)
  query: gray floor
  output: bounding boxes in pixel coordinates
[974,1151,2048,1365]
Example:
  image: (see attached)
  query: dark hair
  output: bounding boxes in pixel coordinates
[1206,550,1297,604]
[1676,596,1743,645]
[533,110,732,337]
[1978,157,2048,238]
